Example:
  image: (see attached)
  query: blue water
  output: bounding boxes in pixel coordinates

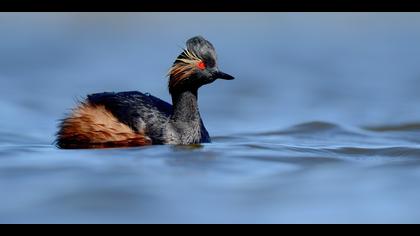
[2,13,420,223]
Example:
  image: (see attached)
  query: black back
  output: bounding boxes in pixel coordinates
[88,91,173,144]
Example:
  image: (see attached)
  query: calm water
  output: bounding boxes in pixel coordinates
[2,13,420,223]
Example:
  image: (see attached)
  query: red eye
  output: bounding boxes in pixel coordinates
[197,61,206,70]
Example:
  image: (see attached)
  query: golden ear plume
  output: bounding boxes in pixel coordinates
[168,49,202,90]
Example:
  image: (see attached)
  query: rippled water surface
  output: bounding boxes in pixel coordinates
[2,13,420,223]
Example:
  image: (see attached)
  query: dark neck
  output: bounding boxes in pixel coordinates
[171,89,201,122]
[169,88,211,144]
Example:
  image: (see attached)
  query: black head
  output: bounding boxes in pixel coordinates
[168,36,234,94]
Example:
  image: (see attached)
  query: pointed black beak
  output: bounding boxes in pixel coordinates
[213,71,235,80]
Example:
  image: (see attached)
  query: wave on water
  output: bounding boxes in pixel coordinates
[236,121,366,137]
[211,121,420,162]
[363,123,420,132]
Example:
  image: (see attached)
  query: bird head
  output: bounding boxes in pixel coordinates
[168,36,234,94]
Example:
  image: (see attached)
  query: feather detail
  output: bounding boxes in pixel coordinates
[168,48,203,91]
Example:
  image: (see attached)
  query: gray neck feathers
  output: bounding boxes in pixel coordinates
[169,89,205,144]
[171,89,201,123]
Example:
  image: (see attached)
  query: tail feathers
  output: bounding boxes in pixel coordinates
[56,102,151,149]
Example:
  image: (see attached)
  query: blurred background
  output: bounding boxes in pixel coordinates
[2,13,420,223]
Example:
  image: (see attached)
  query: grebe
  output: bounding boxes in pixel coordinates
[56,36,234,149]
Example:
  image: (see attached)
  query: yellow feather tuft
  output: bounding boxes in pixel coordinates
[168,48,203,91]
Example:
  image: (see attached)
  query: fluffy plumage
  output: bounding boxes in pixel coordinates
[56,102,152,149]
[56,36,233,149]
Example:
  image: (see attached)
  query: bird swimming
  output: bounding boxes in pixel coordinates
[56,36,235,149]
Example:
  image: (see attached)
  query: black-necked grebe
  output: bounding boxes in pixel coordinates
[56,36,234,149]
